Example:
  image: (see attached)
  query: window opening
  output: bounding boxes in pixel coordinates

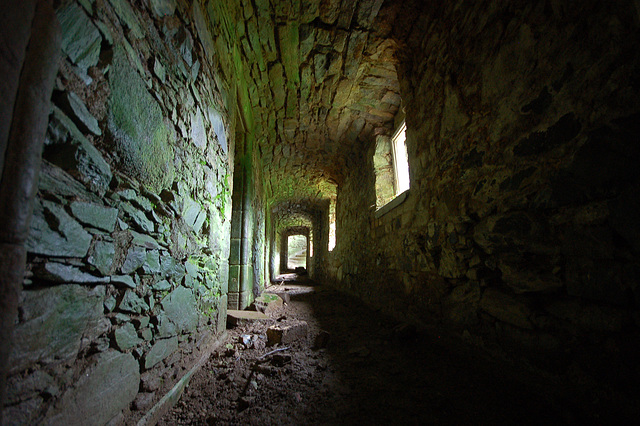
[287,235,307,269]
[392,121,410,195]
[374,120,410,212]
[328,197,336,251]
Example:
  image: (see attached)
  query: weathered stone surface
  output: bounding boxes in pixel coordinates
[104,296,117,312]
[56,2,101,69]
[38,160,101,202]
[10,285,105,372]
[116,189,137,201]
[149,0,176,17]
[89,241,115,275]
[55,91,101,136]
[47,350,139,426]
[70,201,118,232]
[209,108,227,153]
[111,275,136,288]
[46,106,113,196]
[153,57,166,82]
[108,45,174,192]
[479,289,533,330]
[251,293,283,316]
[155,312,178,338]
[131,230,160,249]
[160,255,186,280]
[191,108,207,150]
[26,199,92,258]
[152,279,171,291]
[3,398,43,426]
[161,287,198,333]
[35,262,110,284]
[121,202,154,233]
[121,246,146,274]
[6,370,56,405]
[115,322,142,350]
[182,198,206,233]
[119,290,149,314]
[145,336,179,369]
[139,328,153,341]
[266,321,308,345]
[108,0,144,38]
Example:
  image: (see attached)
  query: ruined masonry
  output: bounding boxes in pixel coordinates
[2,0,640,424]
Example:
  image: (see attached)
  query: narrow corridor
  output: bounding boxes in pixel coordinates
[3,1,640,423]
[158,276,638,425]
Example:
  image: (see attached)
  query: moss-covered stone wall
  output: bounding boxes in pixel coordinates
[329,0,640,385]
[6,0,234,423]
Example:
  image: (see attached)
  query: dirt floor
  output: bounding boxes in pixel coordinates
[158,275,639,425]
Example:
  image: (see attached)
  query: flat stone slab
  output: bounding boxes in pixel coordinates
[267,321,308,345]
[227,310,269,327]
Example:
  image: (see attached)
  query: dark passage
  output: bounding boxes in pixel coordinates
[2,0,640,424]
[161,276,638,425]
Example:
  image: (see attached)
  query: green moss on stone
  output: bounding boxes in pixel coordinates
[108,45,175,192]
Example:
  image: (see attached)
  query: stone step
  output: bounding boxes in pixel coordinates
[227,310,269,327]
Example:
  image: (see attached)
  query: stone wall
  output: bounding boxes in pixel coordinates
[330,0,640,385]
[5,0,233,423]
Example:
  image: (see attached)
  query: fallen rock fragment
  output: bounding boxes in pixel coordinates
[266,321,308,345]
[250,293,284,316]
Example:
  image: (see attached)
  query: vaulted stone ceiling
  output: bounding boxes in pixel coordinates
[202,0,402,206]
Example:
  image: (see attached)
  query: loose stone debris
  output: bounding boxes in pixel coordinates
[159,277,639,425]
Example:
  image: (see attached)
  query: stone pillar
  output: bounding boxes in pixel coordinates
[0,0,60,419]
[227,146,254,310]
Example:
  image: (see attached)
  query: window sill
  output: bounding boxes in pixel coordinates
[374,190,409,219]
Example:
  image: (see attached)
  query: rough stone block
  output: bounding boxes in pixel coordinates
[47,106,113,196]
[26,199,92,258]
[120,202,154,233]
[54,91,101,136]
[48,350,139,425]
[115,323,142,350]
[10,285,105,373]
[88,241,115,275]
[111,275,136,288]
[121,246,146,274]
[56,2,101,69]
[131,230,160,250]
[160,255,186,281]
[119,290,148,314]
[107,0,144,38]
[228,265,240,292]
[145,336,178,369]
[35,262,109,284]
[161,287,198,333]
[266,321,308,345]
[152,279,171,291]
[108,45,174,192]
[251,293,283,316]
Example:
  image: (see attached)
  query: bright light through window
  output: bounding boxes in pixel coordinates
[392,121,410,194]
[328,197,336,251]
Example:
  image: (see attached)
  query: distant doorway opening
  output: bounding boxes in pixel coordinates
[287,235,307,270]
